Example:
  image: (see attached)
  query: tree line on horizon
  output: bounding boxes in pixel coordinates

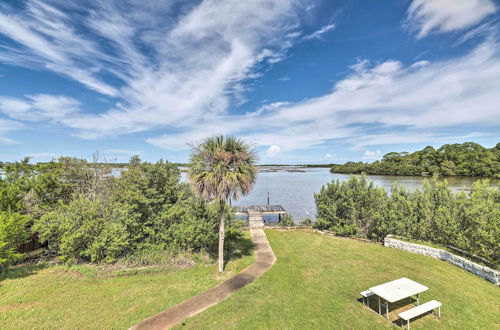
[330,142,500,178]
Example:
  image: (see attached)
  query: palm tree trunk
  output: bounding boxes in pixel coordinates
[218,200,225,273]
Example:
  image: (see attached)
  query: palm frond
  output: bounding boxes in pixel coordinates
[188,135,258,202]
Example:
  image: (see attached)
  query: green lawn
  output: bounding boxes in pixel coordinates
[0,237,254,329]
[179,230,499,329]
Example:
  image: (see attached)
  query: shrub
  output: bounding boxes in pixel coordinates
[0,211,30,272]
[33,196,134,263]
[279,213,295,227]
[314,175,386,238]
[32,158,243,264]
[299,218,313,226]
[314,175,499,264]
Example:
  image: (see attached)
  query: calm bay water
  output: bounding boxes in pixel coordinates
[181,167,498,221]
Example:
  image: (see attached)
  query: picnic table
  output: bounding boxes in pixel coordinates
[369,277,428,319]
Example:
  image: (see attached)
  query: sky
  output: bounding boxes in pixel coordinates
[0,0,499,164]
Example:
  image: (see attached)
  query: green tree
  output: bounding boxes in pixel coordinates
[330,142,499,177]
[188,136,257,272]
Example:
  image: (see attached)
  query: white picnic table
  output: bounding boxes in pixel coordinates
[369,277,428,319]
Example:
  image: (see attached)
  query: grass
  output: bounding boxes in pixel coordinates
[0,235,255,329]
[178,229,499,329]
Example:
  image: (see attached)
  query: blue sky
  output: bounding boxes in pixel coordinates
[0,0,499,164]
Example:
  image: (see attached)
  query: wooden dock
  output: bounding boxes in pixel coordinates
[235,205,286,228]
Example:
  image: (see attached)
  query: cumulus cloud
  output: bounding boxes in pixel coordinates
[266,145,281,157]
[406,0,496,38]
[362,150,382,160]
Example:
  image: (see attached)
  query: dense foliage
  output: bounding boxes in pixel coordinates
[0,155,242,270]
[0,211,30,272]
[314,175,500,265]
[330,142,500,177]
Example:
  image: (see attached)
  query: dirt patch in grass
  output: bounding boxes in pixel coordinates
[47,269,84,278]
[0,302,41,313]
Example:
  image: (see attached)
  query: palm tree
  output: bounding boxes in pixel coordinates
[188,135,257,272]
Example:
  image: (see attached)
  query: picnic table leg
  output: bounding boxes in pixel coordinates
[438,306,441,319]
[417,293,419,305]
[407,319,410,330]
[378,297,381,314]
[386,301,389,319]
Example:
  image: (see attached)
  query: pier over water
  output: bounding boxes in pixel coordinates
[235,205,286,228]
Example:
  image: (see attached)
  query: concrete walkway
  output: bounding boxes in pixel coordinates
[130,229,276,330]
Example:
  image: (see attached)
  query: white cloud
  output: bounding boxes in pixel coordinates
[0,137,19,145]
[1,1,499,156]
[303,23,335,40]
[266,145,281,157]
[0,0,301,137]
[146,38,500,152]
[325,153,333,159]
[406,0,496,38]
[362,150,382,160]
[0,94,80,121]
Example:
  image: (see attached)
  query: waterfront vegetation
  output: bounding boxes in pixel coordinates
[314,175,499,266]
[177,230,499,329]
[0,155,244,273]
[330,142,500,177]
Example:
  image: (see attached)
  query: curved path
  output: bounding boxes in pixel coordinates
[130,228,276,330]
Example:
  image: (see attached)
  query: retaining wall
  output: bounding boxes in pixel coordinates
[384,235,499,285]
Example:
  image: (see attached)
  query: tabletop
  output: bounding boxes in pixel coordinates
[369,277,428,303]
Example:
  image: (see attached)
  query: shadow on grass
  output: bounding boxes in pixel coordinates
[394,310,438,327]
[0,262,48,282]
[358,295,436,326]
[223,233,255,267]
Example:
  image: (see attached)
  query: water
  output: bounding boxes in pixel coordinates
[181,167,498,221]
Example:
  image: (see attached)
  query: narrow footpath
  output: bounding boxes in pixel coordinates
[130,228,276,330]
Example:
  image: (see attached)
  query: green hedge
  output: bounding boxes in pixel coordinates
[314,175,499,265]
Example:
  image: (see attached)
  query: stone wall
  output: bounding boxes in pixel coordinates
[384,235,499,285]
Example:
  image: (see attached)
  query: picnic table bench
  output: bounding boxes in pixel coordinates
[399,300,441,329]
